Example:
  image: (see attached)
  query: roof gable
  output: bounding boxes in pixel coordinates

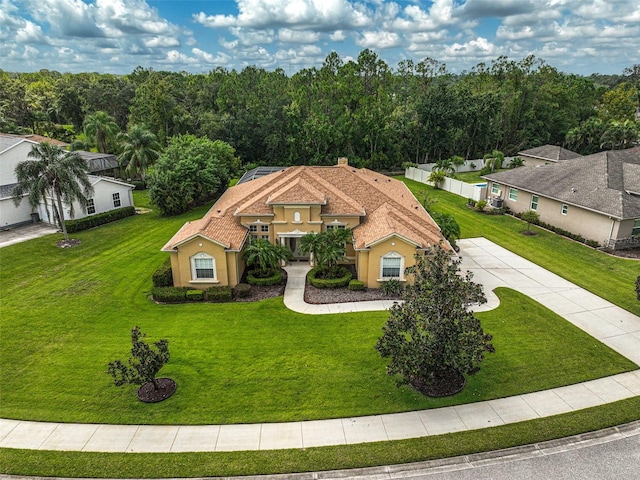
[518,145,582,162]
[485,147,640,219]
[164,164,446,252]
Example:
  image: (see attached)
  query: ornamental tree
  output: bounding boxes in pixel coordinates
[376,244,494,397]
[108,326,170,392]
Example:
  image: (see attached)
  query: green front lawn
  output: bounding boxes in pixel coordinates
[1,186,639,477]
[401,178,640,317]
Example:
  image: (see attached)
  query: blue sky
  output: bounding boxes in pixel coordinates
[1,0,639,75]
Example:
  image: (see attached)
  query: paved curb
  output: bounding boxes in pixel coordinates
[1,421,638,480]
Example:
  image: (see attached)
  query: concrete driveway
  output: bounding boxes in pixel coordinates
[0,222,59,248]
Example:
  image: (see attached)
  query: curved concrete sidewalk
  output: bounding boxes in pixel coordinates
[1,237,639,453]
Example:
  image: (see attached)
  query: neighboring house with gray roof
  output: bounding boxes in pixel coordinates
[518,145,582,167]
[0,133,134,229]
[483,147,640,249]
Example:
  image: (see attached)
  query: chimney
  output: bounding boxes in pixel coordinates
[337,157,348,166]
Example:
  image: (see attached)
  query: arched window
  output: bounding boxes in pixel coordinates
[293,211,301,222]
[190,252,216,281]
[380,251,403,279]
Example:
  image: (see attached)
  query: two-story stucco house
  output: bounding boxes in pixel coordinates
[162,159,448,289]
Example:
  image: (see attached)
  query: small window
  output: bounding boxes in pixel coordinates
[326,225,334,231]
[561,204,568,215]
[261,235,269,241]
[381,253,403,279]
[261,225,269,232]
[337,225,346,230]
[509,188,518,201]
[87,198,96,215]
[191,253,216,281]
[491,183,500,195]
[112,192,121,208]
[530,195,538,211]
[632,219,640,236]
[293,211,301,222]
[249,225,258,232]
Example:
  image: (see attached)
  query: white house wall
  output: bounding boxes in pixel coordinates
[0,141,34,185]
[63,180,134,221]
[0,196,35,227]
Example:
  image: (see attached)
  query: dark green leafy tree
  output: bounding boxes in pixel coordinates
[117,125,162,183]
[13,143,93,242]
[482,150,504,172]
[148,135,239,215]
[107,326,170,392]
[376,245,494,396]
[243,239,292,276]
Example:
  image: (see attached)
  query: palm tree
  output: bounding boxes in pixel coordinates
[451,155,466,173]
[117,125,161,182]
[12,143,93,243]
[83,111,120,153]
[300,228,351,276]
[483,150,504,172]
[243,239,292,276]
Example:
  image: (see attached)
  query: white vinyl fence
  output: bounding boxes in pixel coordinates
[405,167,487,202]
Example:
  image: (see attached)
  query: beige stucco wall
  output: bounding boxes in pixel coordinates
[170,237,232,289]
[488,180,617,245]
[364,236,418,288]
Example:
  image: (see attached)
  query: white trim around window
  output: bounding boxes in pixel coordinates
[491,183,500,195]
[530,194,538,211]
[112,192,121,208]
[561,204,568,215]
[508,188,518,201]
[379,251,404,280]
[190,252,218,283]
[87,198,96,215]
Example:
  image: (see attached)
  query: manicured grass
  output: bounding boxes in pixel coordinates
[451,169,507,184]
[401,177,640,317]
[0,192,635,424]
[1,396,639,478]
[1,187,639,477]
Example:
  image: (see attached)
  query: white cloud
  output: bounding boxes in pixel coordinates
[444,37,498,57]
[144,37,181,48]
[277,28,320,43]
[229,27,275,46]
[357,30,401,49]
[194,0,374,30]
[192,48,231,64]
[330,30,346,41]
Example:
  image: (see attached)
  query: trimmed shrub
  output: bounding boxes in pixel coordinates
[380,278,404,297]
[467,198,476,207]
[65,206,135,233]
[511,212,600,248]
[151,287,189,303]
[475,200,487,211]
[234,283,252,298]
[186,289,204,301]
[636,276,640,301]
[246,269,283,286]
[348,279,365,291]
[307,266,352,288]
[152,258,173,287]
[205,286,233,303]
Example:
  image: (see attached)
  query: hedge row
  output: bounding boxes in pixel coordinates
[65,206,135,233]
[246,269,283,286]
[348,279,365,291]
[307,266,352,289]
[152,258,173,287]
[151,286,233,303]
[512,211,600,248]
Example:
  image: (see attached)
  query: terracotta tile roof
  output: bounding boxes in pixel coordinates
[163,164,447,252]
[266,176,326,205]
[0,133,69,147]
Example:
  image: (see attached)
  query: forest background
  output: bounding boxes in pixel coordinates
[2,50,639,171]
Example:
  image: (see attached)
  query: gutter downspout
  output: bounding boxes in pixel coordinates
[608,217,616,248]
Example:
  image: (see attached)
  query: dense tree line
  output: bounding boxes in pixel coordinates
[1,52,638,169]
